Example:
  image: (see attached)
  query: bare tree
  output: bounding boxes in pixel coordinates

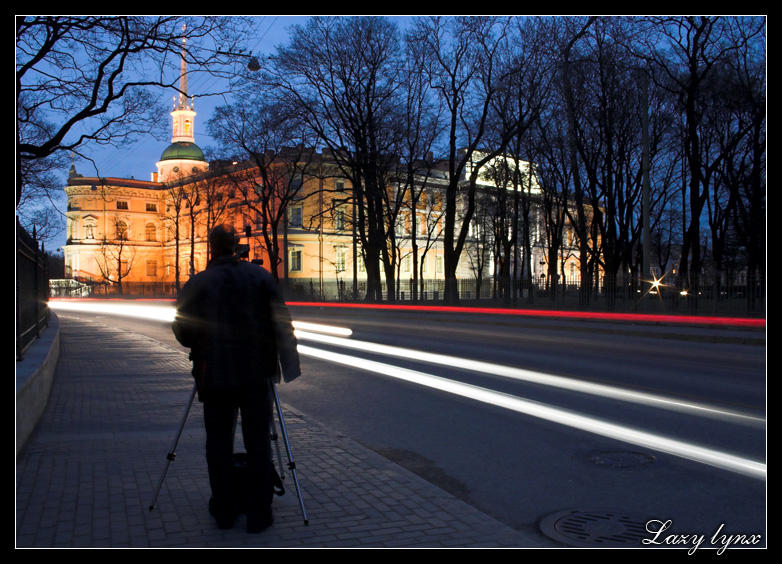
[209,99,317,281]
[465,190,493,299]
[409,16,532,304]
[94,217,136,293]
[16,15,253,250]
[636,16,765,296]
[263,16,404,300]
[163,182,187,291]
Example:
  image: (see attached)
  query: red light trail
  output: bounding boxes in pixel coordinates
[284,301,766,328]
[48,298,765,328]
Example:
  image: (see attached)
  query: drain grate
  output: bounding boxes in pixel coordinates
[540,509,650,547]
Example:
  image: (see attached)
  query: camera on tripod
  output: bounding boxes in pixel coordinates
[235,243,250,260]
[235,227,263,265]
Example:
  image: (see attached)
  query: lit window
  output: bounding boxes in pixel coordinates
[334,209,345,231]
[290,250,302,272]
[335,247,346,273]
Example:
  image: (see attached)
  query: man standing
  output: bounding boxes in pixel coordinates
[172,224,301,533]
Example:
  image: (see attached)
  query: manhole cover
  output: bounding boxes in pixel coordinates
[588,450,656,468]
[540,509,650,547]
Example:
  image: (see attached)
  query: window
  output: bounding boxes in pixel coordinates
[84,223,95,240]
[402,255,411,273]
[358,255,365,273]
[334,209,345,231]
[146,203,157,212]
[336,180,346,193]
[146,260,157,277]
[145,223,157,242]
[115,221,128,240]
[335,247,346,273]
[436,256,443,274]
[395,215,405,237]
[290,250,302,272]
[289,206,303,228]
[116,201,128,210]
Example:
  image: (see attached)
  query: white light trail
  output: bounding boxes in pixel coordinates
[293,331,764,427]
[49,300,353,337]
[49,300,176,322]
[297,344,767,481]
[291,321,352,337]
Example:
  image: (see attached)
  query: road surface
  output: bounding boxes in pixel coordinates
[50,299,766,547]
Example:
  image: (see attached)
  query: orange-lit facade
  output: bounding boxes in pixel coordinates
[62,40,585,297]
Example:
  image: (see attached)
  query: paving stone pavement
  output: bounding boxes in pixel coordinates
[15,314,546,548]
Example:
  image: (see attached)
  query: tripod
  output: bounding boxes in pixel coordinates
[148,380,309,526]
[149,383,197,512]
[269,379,309,525]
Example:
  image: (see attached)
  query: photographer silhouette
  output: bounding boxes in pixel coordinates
[172,224,300,533]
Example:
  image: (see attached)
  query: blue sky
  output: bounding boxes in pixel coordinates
[70,16,311,183]
[71,16,416,182]
[48,16,410,251]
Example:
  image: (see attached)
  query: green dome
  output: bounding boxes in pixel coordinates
[160,141,205,162]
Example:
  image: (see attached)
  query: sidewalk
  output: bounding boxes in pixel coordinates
[15,314,546,548]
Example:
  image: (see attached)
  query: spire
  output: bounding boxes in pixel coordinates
[176,24,190,110]
[156,20,208,182]
[169,22,196,145]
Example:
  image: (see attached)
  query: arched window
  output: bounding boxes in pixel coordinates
[184,119,191,135]
[145,223,157,242]
[116,221,128,240]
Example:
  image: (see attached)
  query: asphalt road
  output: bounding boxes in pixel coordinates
[57,301,766,547]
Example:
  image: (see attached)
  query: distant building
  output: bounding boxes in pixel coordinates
[62,38,585,299]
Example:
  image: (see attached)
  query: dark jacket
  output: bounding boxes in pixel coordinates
[172,255,300,402]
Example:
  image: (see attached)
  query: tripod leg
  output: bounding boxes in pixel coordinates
[270,380,309,525]
[149,383,197,511]
[269,406,285,480]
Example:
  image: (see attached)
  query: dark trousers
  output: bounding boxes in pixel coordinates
[203,392,273,518]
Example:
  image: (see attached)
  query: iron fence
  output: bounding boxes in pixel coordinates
[280,275,765,317]
[17,220,49,360]
[49,270,765,318]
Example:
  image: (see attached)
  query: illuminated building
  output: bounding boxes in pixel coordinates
[62,41,585,298]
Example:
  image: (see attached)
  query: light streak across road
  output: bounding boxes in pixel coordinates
[293,330,764,426]
[48,300,353,337]
[49,299,176,322]
[49,298,765,480]
[297,344,767,481]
